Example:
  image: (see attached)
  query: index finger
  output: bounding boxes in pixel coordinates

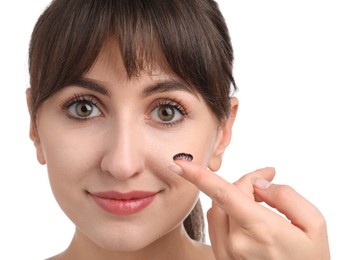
[169,160,274,220]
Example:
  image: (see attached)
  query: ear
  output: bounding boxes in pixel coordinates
[26,88,46,165]
[208,97,238,171]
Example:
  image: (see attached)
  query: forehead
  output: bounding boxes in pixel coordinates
[84,40,198,96]
[87,40,170,80]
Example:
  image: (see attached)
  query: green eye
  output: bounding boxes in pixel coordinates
[67,100,101,119]
[150,101,186,127]
[75,101,93,117]
[157,105,175,121]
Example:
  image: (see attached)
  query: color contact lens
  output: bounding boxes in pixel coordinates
[173,153,193,162]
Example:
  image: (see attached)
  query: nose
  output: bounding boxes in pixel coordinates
[100,122,145,181]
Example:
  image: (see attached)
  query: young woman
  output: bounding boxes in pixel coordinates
[27,0,330,259]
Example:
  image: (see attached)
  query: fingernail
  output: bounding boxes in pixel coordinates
[168,162,183,174]
[252,177,272,190]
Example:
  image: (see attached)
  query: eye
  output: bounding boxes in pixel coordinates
[151,104,182,124]
[150,99,188,126]
[156,105,177,121]
[68,100,101,119]
[61,94,102,120]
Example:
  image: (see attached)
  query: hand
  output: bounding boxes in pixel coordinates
[170,161,330,260]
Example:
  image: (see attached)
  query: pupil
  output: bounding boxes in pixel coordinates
[159,106,174,121]
[77,102,92,116]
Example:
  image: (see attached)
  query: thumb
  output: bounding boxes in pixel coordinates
[252,178,325,233]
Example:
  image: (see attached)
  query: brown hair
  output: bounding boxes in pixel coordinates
[29,0,236,242]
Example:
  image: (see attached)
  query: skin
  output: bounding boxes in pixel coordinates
[28,42,330,259]
[171,161,330,259]
[28,42,237,260]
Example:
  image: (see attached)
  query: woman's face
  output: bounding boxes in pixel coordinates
[30,43,232,251]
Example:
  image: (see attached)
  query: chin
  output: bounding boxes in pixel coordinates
[83,225,164,253]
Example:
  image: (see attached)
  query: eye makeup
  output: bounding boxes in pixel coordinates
[173,153,193,162]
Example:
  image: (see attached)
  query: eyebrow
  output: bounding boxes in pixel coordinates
[72,78,110,96]
[141,80,196,97]
[70,78,195,98]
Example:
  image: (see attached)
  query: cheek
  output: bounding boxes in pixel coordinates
[145,124,218,168]
[40,128,101,194]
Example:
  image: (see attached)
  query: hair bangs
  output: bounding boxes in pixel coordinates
[29,0,235,122]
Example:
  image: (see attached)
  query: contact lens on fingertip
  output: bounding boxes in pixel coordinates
[173,153,193,162]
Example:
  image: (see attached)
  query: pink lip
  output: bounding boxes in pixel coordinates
[89,191,157,215]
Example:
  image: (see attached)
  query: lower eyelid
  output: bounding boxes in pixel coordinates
[160,117,185,128]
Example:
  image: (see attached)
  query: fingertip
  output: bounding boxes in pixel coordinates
[252,177,272,190]
[168,158,204,179]
[168,161,183,174]
[172,158,199,173]
[263,166,276,174]
[269,167,276,171]
[261,166,276,180]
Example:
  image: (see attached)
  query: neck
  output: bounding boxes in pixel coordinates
[53,224,206,260]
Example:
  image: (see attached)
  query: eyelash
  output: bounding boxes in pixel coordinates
[60,93,101,121]
[60,94,190,127]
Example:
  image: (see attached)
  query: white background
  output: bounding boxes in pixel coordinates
[0,1,346,259]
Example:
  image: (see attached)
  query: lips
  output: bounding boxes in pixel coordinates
[89,190,157,215]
